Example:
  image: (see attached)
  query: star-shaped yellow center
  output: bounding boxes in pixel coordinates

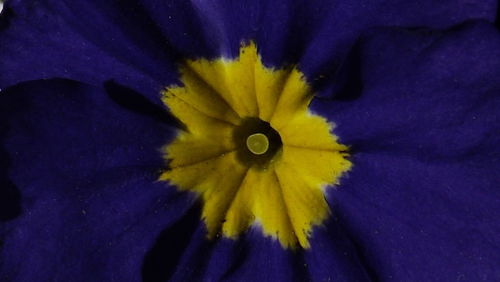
[160,42,351,249]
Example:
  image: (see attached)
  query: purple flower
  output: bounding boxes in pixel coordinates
[1,1,499,281]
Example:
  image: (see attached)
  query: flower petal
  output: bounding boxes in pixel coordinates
[0,79,192,280]
[138,0,261,59]
[311,22,500,280]
[311,22,500,157]
[2,0,496,98]
[328,152,500,281]
[256,0,496,85]
[0,0,181,103]
[305,217,374,281]
[168,229,310,281]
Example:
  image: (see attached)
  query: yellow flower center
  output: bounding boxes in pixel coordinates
[160,42,351,249]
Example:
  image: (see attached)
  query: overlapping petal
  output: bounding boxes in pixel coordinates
[0,1,499,281]
[0,0,180,103]
[0,80,196,281]
[1,0,496,96]
[311,22,500,281]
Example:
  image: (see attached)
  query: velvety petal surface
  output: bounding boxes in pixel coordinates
[0,79,196,281]
[0,0,181,104]
[1,1,499,281]
[1,0,496,96]
[292,0,497,90]
[158,220,377,281]
[311,21,500,281]
[161,226,311,281]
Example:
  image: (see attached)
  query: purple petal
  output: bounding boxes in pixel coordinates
[0,79,194,281]
[1,0,496,96]
[311,21,500,281]
[0,0,181,104]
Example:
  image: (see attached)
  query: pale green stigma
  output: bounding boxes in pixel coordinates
[246,133,269,155]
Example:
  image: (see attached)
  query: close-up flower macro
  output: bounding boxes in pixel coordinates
[1,1,499,281]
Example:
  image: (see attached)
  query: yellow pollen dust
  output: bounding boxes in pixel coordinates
[246,133,269,155]
[160,41,351,249]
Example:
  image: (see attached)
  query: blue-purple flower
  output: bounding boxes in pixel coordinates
[1,1,499,281]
